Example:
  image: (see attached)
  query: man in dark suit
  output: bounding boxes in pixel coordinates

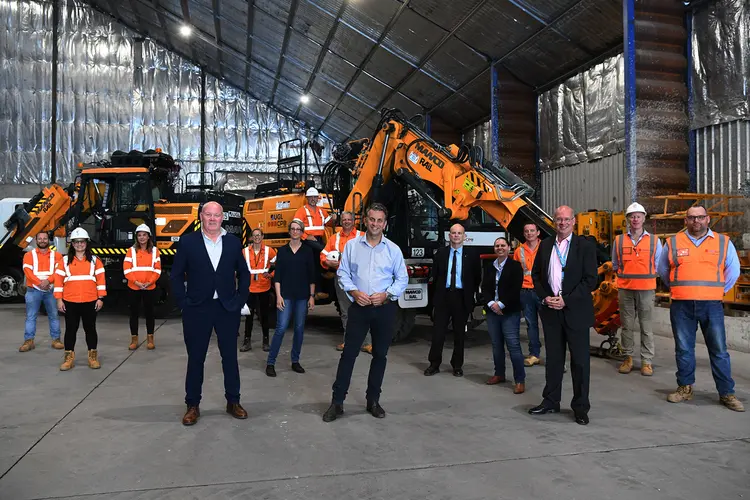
[171,201,251,426]
[529,205,598,425]
[425,223,482,377]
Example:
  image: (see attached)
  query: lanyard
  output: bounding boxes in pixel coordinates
[554,239,570,287]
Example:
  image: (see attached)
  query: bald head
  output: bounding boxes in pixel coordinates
[448,223,465,249]
[200,201,224,238]
[553,205,575,240]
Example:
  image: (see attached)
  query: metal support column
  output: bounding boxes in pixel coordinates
[200,68,207,189]
[686,11,697,192]
[490,63,500,164]
[623,0,637,202]
[51,0,60,184]
[424,113,432,137]
[534,94,541,204]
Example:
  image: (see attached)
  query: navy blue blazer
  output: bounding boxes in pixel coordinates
[170,230,250,312]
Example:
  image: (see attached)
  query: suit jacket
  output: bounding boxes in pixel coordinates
[170,231,250,312]
[431,245,482,308]
[479,258,524,314]
[531,234,598,330]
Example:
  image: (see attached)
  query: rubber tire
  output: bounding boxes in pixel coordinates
[392,307,416,343]
[0,267,23,304]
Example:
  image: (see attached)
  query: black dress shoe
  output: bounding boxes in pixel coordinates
[574,412,589,425]
[265,365,276,377]
[322,403,344,422]
[528,403,561,415]
[291,362,305,373]
[366,401,386,418]
[424,364,440,376]
[452,368,463,377]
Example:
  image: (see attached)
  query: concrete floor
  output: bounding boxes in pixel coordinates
[0,303,748,500]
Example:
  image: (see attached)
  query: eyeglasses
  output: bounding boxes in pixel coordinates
[686,215,708,222]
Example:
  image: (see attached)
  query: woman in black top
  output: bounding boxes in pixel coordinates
[265,219,315,377]
[480,236,525,393]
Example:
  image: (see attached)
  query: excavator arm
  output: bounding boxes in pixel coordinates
[0,183,75,252]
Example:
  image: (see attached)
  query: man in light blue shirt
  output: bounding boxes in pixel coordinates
[323,203,408,422]
[656,205,743,412]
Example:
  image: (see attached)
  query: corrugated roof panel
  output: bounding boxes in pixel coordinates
[423,37,487,89]
[252,8,286,46]
[503,30,591,87]
[329,109,360,135]
[252,44,282,76]
[456,2,542,60]
[131,1,161,27]
[341,0,398,40]
[382,93,422,121]
[400,71,451,109]
[248,70,276,102]
[255,0,292,23]
[458,68,491,110]
[298,106,326,127]
[433,95,485,130]
[221,0,248,26]
[304,95,334,119]
[409,0,484,31]
[310,77,344,104]
[363,46,412,88]
[292,0,339,45]
[329,24,375,67]
[220,18,247,52]
[382,8,445,65]
[186,1,216,37]
[318,52,357,89]
[157,0,183,19]
[337,94,373,122]
[281,64,311,90]
[506,0,580,19]
[285,31,322,71]
[554,0,622,54]
[349,72,390,106]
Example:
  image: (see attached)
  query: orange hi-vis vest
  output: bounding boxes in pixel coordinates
[320,229,364,268]
[23,248,63,291]
[54,255,107,303]
[243,245,277,293]
[123,247,162,291]
[293,203,330,238]
[614,233,658,290]
[667,231,729,301]
[514,242,539,289]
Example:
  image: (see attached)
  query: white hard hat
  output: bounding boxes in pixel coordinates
[327,250,340,261]
[625,202,647,216]
[135,223,151,235]
[305,187,320,197]
[69,227,90,240]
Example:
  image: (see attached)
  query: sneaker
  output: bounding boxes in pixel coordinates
[51,339,64,350]
[618,356,633,374]
[667,385,693,403]
[19,339,35,352]
[719,395,745,412]
[640,363,653,376]
[524,355,540,367]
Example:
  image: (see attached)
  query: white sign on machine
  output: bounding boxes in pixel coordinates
[444,231,506,246]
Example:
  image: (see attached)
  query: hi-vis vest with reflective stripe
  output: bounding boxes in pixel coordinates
[23,249,57,290]
[123,247,161,290]
[54,255,107,302]
[320,230,363,268]
[244,245,276,293]
[515,243,538,289]
[667,231,728,301]
[614,233,658,290]
[293,204,330,237]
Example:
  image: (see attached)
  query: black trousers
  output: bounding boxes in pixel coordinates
[332,301,396,405]
[428,289,469,368]
[302,237,324,289]
[244,290,270,343]
[540,309,591,413]
[63,300,98,351]
[128,288,156,336]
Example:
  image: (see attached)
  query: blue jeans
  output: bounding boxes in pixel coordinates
[24,288,61,341]
[486,310,525,383]
[670,300,734,396]
[267,299,308,366]
[520,289,541,357]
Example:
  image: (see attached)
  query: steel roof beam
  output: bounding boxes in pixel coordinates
[269,0,300,107]
[505,0,594,58]
[243,0,255,91]
[347,0,490,139]
[178,0,201,64]
[212,0,224,77]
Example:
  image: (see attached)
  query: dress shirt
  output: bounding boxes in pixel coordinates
[337,234,408,302]
[611,229,663,272]
[445,246,463,289]
[657,229,740,293]
[487,257,508,310]
[548,233,572,296]
[202,227,226,299]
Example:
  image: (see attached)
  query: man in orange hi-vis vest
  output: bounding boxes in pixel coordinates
[612,202,662,376]
[514,223,543,367]
[19,232,64,352]
[657,205,743,412]
[320,211,369,353]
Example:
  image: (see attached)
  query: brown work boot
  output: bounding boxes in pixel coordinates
[513,383,525,394]
[128,336,138,350]
[667,385,693,403]
[146,334,155,350]
[19,339,35,352]
[361,344,372,355]
[87,349,101,369]
[336,343,345,351]
[524,355,540,367]
[618,356,633,374]
[719,395,745,412]
[60,350,75,371]
[641,363,653,376]
[51,339,64,350]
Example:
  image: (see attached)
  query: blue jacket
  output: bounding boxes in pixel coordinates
[170,230,250,312]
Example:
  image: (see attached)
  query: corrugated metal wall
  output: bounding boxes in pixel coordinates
[540,153,626,215]
[696,120,750,195]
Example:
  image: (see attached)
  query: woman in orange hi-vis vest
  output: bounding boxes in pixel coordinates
[123,224,162,350]
[54,227,107,371]
[240,228,277,352]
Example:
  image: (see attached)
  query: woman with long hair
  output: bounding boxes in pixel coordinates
[54,227,107,370]
[123,224,162,350]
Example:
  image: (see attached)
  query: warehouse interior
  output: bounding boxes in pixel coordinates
[1,0,750,498]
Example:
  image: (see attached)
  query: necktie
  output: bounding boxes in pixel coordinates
[450,249,457,291]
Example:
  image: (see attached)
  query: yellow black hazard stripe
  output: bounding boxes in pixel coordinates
[89,247,178,256]
[29,196,47,215]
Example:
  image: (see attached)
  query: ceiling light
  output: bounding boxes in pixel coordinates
[300,94,310,104]
[179,24,192,37]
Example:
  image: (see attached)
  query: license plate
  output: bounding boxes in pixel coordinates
[404,288,423,301]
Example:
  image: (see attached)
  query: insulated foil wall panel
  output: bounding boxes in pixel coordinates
[0,0,53,184]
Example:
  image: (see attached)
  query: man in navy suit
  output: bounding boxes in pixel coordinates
[171,201,251,426]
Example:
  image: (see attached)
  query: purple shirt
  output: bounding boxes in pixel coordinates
[548,233,572,296]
